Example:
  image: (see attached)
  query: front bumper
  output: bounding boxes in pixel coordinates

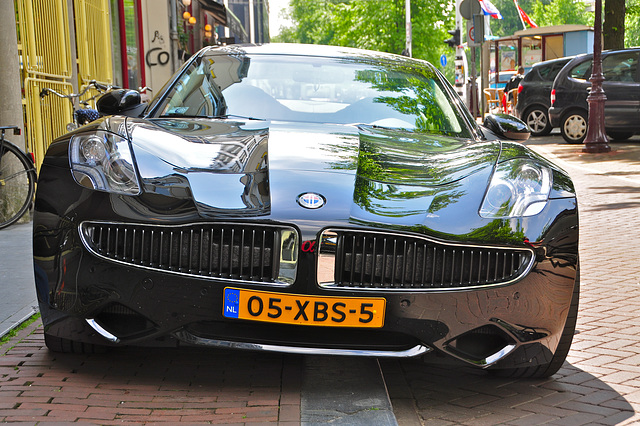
[34,207,578,371]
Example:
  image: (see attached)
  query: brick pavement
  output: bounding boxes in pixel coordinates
[0,323,302,424]
[386,135,640,425]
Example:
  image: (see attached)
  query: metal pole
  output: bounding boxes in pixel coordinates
[249,0,255,43]
[405,0,412,57]
[583,0,610,153]
[169,0,179,73]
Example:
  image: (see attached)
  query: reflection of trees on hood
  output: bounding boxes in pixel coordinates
[353,140,466,217]
[354,67,450,135]
[465,220,526,245]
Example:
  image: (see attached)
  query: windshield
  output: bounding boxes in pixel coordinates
[158,53,472,138]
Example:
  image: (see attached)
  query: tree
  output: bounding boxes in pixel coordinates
[273,0,455,71]
[529,0,592,27]
[488,0,536,37]
[604,0,625,49]
[626,0,640,47]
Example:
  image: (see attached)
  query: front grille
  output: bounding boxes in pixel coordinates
[81,222,295,284]
[319,230,534,290]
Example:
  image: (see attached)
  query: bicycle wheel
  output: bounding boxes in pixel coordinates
[0,142,36,229]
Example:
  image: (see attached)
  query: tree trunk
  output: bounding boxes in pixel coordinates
[604,0,625,50]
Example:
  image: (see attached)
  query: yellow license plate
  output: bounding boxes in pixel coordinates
[223,288,385,328]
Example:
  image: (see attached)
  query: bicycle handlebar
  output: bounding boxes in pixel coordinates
[0,125,20,136]
[39,80,120,100]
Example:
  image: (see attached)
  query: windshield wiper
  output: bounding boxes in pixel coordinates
[159,113,215,119]
[159,113,265,121]
[213,114,266,121]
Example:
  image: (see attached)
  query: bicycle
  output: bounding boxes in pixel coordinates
[40,80,116,132]
[0,126,37,229]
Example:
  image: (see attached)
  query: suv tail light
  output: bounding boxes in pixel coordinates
[517,84,523,93]
[550,89,556,106]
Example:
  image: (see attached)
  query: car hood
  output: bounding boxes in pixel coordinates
[126,118,499,233]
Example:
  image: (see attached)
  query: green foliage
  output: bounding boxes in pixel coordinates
[489,0,533,37]
[0,313,40,350]
[626,0,640,47]
[273,0,455,71]
[530,0,592,27]
[487,0,592,37]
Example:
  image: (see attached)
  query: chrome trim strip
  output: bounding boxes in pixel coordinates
[86,319,120,343]
[484,344,517,366]
[441,342,517,368]
[173,330,431,358]
[78,220,297,287]
[317,228,536,292]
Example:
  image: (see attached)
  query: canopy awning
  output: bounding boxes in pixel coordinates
[197,0,227,26]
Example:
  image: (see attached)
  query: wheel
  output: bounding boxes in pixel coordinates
[491,264,579,378]
[524,106,552,136]
[44,332,108,354]
[560,111,588,144]
[607,131,633,141]
[0,142,36,229]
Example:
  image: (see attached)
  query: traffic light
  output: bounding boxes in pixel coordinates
[444,29,460,49]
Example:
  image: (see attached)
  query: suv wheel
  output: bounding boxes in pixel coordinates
[524,106,552,136]
[561,110,588,144]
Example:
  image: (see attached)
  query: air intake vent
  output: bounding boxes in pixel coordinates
[80,222,297,284]
[318,230,534,290]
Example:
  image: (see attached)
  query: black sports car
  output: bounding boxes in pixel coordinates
[33,44,578,378]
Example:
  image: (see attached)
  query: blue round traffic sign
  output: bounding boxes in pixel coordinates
[440,54,448,67]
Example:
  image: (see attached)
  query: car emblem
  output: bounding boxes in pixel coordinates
[297,192,325,209]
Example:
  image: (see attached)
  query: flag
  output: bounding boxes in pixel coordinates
[478,0,503,19]
[517,5,537,27]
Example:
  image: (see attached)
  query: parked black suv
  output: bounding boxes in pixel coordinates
[515,57,572,136]
[549,48,640,143]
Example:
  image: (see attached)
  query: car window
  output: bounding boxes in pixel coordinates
[160,60,224,117]
[158,53,472,138]
[603,52,639,82]
[568,60,591,80]
[538,61,568,81]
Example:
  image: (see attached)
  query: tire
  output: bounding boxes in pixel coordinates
[491,264,580,379]
[560,111,588,144]
[607,131,633,141]
[44,332,108,354]
[0,142,36,229]
[524,106,552,136]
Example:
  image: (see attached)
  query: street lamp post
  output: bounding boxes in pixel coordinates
[583,0,611,153]
[405,0,412,57]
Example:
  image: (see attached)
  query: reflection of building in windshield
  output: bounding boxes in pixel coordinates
[208,53,250,91]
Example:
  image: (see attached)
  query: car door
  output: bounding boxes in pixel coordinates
[601,51,640,128]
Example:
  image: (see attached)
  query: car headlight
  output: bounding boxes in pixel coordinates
[70,131,140,195]
[479,158,551,218]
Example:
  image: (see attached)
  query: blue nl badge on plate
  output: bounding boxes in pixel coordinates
[223,288,240,318]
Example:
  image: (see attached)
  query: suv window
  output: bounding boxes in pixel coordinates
[568,60,591,80]
[603,52,639,82]
[538,61,568,81]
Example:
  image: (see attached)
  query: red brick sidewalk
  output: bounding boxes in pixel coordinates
[0,321,301,424]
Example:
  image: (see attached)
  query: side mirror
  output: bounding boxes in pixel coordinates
[96,89,145,117]
[483,113,530,141]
